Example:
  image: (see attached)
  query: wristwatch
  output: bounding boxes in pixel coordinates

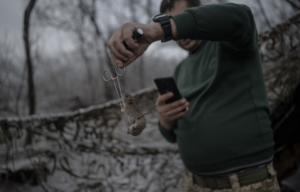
[152,14,173,42]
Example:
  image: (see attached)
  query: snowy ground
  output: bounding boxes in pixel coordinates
[0,88,186,192]
[1,88,300,192]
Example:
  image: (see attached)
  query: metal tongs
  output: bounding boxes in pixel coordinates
[102,66,130,127]
[102,28,144,128]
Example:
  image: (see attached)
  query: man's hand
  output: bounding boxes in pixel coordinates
[107,18,177,68]
[156,92,189,130]
[107,22,164,68]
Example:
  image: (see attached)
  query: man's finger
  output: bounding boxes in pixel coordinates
[123,29,139,50]
[164,98,187,112]
[165,102,189,117]
[109,46,129,62]
[110,52,124,68]
[123,56,137,68]
[113,40,134,59]
[156,92,174,105]
[168,107,189,121]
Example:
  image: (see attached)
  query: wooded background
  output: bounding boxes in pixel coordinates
[0,0,299,116]
[1,1,300,192]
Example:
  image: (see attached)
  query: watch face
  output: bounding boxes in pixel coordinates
[156,14,167,19]
[153,14,169,22]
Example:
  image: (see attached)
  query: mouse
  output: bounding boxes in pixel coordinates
[121,91,148,136]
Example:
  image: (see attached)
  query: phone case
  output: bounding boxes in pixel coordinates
[154,77,183,104]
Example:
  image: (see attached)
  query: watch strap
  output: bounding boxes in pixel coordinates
[153,14,173,42]
[161,18,173,42]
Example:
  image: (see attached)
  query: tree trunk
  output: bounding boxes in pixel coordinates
[23,0,37,115]
[77,13,95,104]
[79,0,115,101]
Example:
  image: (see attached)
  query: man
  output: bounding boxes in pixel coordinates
[107,0,280,191]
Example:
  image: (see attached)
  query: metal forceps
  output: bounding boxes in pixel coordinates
[102,66,130,127]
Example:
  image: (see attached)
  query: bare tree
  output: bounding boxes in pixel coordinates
[145,0,155,23]
[78,0,115,100]
[16,0,300,115]
[23,0,37,115]
[0,40,16,115]
[255,0,271,28]
[284,0,300,10]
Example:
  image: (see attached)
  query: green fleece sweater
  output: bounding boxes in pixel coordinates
[158,3,274,174]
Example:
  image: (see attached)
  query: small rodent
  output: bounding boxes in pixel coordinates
[121,91,148,136]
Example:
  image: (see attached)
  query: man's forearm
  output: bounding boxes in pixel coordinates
[107,15,178,68]
[171,4,256,50]
[170,18,177,39]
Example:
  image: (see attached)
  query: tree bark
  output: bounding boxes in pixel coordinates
[23,0,37,115]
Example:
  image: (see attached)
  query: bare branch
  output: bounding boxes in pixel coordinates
[284,0,300,10]
[255,0,272,28]
[23,0,37,115]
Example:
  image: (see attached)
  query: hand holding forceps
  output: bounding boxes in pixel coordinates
[102,66,130,127]
[103,28,144,129]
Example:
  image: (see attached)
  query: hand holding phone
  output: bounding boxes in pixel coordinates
[154,77,189,130]
[154,77,183,104]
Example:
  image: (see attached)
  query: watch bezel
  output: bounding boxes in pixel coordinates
[152,14,173,42]
[153,13,170,22]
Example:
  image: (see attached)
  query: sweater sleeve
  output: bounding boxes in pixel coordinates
[158,121,177,143]
[171,3,257,54]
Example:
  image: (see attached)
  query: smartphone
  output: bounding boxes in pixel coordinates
[154,77,184,105]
